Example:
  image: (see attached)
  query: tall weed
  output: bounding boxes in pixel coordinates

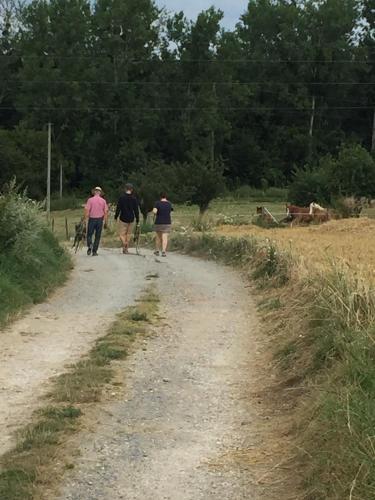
[0,182,44,258]
[301,265,375,499]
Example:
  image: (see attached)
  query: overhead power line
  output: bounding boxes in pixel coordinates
[4,80,375,86]
[0,54,373,63]
[0,105,372,112]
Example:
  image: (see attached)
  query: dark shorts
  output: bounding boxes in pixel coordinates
[154,224,172,234]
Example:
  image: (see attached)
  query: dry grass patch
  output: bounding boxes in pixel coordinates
[216,217,375,278]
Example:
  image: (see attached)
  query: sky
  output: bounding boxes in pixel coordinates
[155,1,249,30]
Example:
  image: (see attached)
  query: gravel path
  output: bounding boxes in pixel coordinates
[57,253,270,500]
[0,248,154,455]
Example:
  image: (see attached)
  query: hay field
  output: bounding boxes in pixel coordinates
[216,217,375,277]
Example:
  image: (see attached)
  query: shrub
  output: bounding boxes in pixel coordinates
[288,144,375,206]
[0,181,44,257]
[331,196,363,219]
[327,144,375,197]
[288,168,330,206]
[0,182,70,324]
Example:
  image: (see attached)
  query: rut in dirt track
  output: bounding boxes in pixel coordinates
[56,252,275,500]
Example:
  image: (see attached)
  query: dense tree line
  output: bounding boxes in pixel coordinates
[0,0,374,207]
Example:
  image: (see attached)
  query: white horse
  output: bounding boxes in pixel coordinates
[309,202,325,215]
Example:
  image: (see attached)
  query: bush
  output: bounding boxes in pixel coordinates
[0,182,44,257]
[327,144,375,197]
[288,168,330,206]
[0,183,70,324]
[331,196,363,219]
[288,144,375,206]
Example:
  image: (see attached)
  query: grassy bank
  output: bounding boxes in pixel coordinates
[171,232,375,499]
[0,186,71,325]
[0,286,159,499]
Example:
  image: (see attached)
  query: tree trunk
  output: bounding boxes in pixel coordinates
[210,129,215,169]
[308,94,316,159]
[199,204,208,217]
[372,108,375,153]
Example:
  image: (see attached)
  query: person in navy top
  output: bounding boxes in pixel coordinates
[153,193,173,257]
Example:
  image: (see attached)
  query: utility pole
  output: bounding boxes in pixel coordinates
[211,82,216,169]
[59,162,63,199]
[46,122,52,219]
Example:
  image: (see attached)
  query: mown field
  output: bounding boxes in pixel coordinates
[217,217,375,277]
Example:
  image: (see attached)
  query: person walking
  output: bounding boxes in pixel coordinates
[114,183,140,254]
[85,186,109,256]
[153,193,173,257]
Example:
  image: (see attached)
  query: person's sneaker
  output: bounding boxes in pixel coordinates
[161,252,167,257]
[87,247,92,256]
[92,251,98,256]
[122,247,129,254]
[154,251,160,256]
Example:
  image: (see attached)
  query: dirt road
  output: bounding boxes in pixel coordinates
[57,252,274,500]
[0,249,153,455]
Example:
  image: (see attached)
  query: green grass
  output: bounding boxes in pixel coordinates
[172,200,286,229]
[297,268,375,499]
[50,195,83,212]
[0,287,159,499]
[0,229,71,326]
[0,186,71,325]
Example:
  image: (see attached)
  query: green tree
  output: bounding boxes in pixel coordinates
[184,153,225,215]
[129,161,190,221]
[0,126,46,198]
[326,144,375,197]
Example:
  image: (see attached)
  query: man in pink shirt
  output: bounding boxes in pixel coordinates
[85,186,108,256]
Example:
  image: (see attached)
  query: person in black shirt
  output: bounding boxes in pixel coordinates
[115,183,140,254]
[153,193,173,257]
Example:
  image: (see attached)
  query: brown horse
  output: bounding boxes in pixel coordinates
[286,203,329,226]
[286,204,312,225]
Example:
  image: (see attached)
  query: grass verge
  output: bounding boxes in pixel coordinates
[0,229,71,326]
[0,286,159,500]
[171,231,375,499]
[0,184,71,326]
